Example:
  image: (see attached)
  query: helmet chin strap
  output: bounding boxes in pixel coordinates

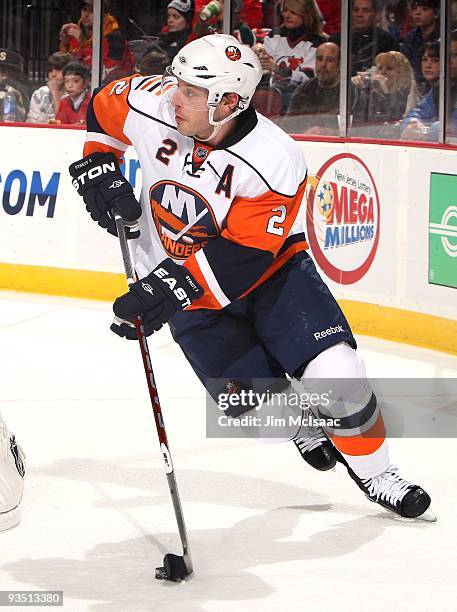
[195,105,241,142]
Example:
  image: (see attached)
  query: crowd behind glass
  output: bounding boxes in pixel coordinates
[0,0,456,143]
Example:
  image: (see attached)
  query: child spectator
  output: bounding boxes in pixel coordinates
[418,39,440,97]
[54,62,91,125]
[26,52,72,124]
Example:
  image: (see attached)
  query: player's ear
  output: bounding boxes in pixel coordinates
[222,92,239,112]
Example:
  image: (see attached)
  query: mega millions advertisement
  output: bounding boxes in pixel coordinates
[306,153,381,285]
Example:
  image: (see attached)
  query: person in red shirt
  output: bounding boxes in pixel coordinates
[316,0,341,35]
[59,0,134,81]
[54,62,91,125]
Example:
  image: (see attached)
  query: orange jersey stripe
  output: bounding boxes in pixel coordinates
[329,413,386,456]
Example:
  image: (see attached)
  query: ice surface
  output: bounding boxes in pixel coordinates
[1,291,456,612]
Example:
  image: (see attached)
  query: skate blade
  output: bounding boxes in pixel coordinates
[389,507,437,523]
[415,507,437,523]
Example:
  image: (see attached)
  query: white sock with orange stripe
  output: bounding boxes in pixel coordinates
[336,438,390,479]
[299,342,390,479]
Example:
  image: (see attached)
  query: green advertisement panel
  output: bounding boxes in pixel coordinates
[429,173,457,289]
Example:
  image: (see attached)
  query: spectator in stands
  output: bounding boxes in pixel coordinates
[381,0,410,40]
[316,0,341,36]
[59,0,134,81]
[136,50,170,76]
[417,39,440,97]
[351,50,417,137]
[401,0,439,87]
[26,52,72,124]
[400,34,457,140]
[286,41,340,133]
[331,0,399,75]
[0,49,27,122]
[159,0,194,60]
[256,0,326,111]
[53,62,91,125]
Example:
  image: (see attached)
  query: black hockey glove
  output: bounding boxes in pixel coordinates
[111,259,203,339]
[69,152,141,238]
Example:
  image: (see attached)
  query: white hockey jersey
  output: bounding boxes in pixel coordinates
[84,75,308,311]
[263,32,317,86]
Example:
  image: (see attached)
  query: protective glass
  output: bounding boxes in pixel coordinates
[161,66,210,112]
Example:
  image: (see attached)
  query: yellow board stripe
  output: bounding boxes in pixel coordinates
[0,262,126,301]
[340,300,457,355]
[0,262,456,355]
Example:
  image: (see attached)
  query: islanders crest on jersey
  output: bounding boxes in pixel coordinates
[149,181,220,260]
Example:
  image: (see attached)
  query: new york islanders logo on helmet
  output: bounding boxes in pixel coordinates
[149,181,219,260]
[225,46,241,61]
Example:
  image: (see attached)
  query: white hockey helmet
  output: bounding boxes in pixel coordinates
[170,34,262,126]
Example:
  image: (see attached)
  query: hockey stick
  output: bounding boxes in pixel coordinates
[114,213,194,582]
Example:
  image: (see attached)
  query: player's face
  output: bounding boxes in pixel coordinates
[171,79,213,139]
[352,0,376,30]
[167,9,187,31]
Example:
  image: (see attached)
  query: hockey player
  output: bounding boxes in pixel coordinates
[0,414,25,531]
[70,34,434,520]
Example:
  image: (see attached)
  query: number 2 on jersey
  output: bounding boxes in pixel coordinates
[267,205,286,236]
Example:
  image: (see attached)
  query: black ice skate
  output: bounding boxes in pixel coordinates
[293,432,336,471]
[348,464,436,521]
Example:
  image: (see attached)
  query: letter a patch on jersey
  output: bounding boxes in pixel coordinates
[149,181,219,260]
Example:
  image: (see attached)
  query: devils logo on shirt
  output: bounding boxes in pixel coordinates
[225,46,241,61]
[149,181,219,259]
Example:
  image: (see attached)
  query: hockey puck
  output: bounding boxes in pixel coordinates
[155,566,169,581]
[154,554,192,582]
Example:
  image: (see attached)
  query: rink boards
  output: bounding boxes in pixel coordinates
[0,124,456,353]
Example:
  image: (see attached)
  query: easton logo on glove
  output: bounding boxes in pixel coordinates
[153,266,194,308]
[69,152,142,239]
[71,159,117,191]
